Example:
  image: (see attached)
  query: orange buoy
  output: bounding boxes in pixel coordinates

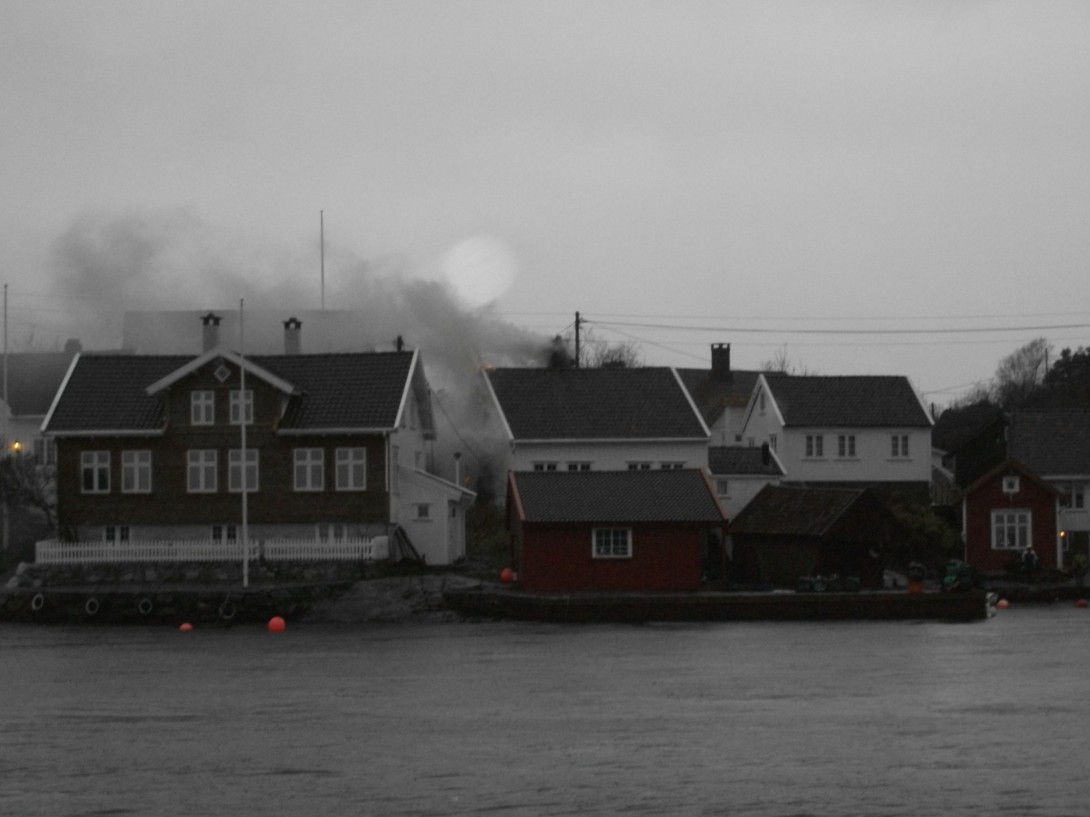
[997,599,1010,609]
[500,567,514,583]
[268,616,286,634]
[179,622,194,632]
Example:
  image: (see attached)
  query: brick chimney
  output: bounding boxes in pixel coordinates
[711,343,732,382]
[283,316,302,355]
[201,312,222,352]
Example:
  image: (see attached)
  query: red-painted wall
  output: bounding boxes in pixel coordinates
[517,522,705,593]
[964,473,1057,573]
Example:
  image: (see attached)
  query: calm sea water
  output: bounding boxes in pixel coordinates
[2,607,1089,817]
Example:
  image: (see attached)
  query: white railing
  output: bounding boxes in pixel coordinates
[34,537,385,565]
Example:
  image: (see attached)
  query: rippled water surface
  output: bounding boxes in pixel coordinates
[3,607,1090,816]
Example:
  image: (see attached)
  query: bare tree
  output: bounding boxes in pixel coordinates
[0,455,57,533]
[760,344,812,375]
[993,336,1051,408]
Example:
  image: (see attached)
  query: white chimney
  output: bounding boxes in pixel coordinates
[201,312,222,352]
[284,316,302,355]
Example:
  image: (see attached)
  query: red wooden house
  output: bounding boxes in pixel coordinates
[506,469,728,593]
[962,460,1059,574]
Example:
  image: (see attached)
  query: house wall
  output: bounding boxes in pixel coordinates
[964,475,1058,573]
[508,440,709,472]
[517,522,705,593]
[714,474,779,519]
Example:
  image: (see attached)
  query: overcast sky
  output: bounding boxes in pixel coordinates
[2,1,1088,406]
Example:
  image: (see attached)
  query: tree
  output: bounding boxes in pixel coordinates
[760,344,812,375]
[993,336,1050,408]
[554,325,643,368]
[0,455,56,532]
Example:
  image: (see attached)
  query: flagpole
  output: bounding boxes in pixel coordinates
[240,298,249,589]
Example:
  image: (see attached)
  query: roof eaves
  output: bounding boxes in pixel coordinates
[146,347,297,396]
[40,353,81,433]
[482,369,515,443]
[671,367,712,437]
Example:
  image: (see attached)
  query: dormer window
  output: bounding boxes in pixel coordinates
[191,391,215,425]
[230,389,253,425]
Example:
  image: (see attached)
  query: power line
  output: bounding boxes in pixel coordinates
[588,318,1090,336]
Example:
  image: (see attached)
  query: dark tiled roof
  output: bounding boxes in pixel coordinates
[1008,409,1090,476]
[707,445,785,476]
[676,368,761,426]
[728,484,866,536]
[932,401,1007,452]
[487,367,707,440]
[45,352,416,433]
[764,375,931,428]
[510,469,726,523]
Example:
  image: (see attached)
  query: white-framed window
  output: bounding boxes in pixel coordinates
[805,435,824,458]
[837,435,856,459]
[769,434,777,451]
[187,449,218,493]
[335,447,366,491]
[1059,483,1085,509]
[33,436,57,466]
[229,389,254,425]
[228,449,259,493]
[567,462,591,472]
[660,462,685,470]
[532,461,558,472]
[191,390,215,425]
[1002,475,1021,494]
[593,527,632,559]
[992,509,1031,550]
[294,448,325,491]
[627,462,652,471]
[104,525,130,544]
[891,434,910,458]
[81,451,110,494]
[121,450,152,494]
[211,524,238,543]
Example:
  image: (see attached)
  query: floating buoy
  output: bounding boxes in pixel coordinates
[500,567,514,583]
[137,597,154,616]
[218,601,236,621]
[179,622,193,632]
[84,597,101,617]
[997,598,1010,609]
[30,593,46,612]
[1076,598,1088,609]
[267,616,286,634]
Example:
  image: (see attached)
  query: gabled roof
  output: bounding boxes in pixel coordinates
[728,484,870,537]
[485,367,709,441]
[676,367,761,427]
[759,374,932,428]
[43,350,422,435]
[1008,409,1090,477]
[146,347,296,396]
[509,469,726,524]
[707,445,785,477]
[963,458,1060,498]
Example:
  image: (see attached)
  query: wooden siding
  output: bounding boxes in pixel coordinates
[964,472,1057,573]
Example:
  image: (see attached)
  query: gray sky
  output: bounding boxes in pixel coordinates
[3,1,1089,406]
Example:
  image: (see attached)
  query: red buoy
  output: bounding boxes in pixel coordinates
[500,567,514,583]
[997,599,1010,609]
[1076,598,1088,609]
[268,616,286,633]
[179,622,193,632]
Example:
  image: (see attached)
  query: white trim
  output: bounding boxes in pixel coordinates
[482,369,516,442]
[145,348,296,396]
[670,366,712,438]
[41,353,81,432]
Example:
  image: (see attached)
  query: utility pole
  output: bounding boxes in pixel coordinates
[574,311,581,368]
[320,210,325,311]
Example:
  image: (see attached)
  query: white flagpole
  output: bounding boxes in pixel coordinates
[240,298,249,589]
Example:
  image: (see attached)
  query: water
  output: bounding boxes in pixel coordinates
[3,607,1089,816]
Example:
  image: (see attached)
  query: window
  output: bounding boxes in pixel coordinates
[567,462,591,472]
[81,451,110,493]
[211,525,238,543]
[229,449,259,493]
[104,525,130,544]
[593,527,632,559]
[230,389,253,425]
[805,435,824,458]
[992,510,1031,550]
[33,437,57,466]
[187,450,218,493]
[660,462,685,470]
[716,478,730,496]
[769,434,777,452]
[837,435,856,459]
[1059,483,1085,509]
[191,391,215,425]
[759,392,766,413]
[891,434,910,458]
[532,462,558,472]
[336,447,367,491]
[294,448,325,491]
[121,450,152,493]
[627,462,652,471]
[416,503,432,520]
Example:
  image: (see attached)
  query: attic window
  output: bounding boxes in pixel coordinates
[1002,476,1021,494]
[214,364,231,383]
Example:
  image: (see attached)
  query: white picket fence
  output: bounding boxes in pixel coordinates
[34,537,385,566]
